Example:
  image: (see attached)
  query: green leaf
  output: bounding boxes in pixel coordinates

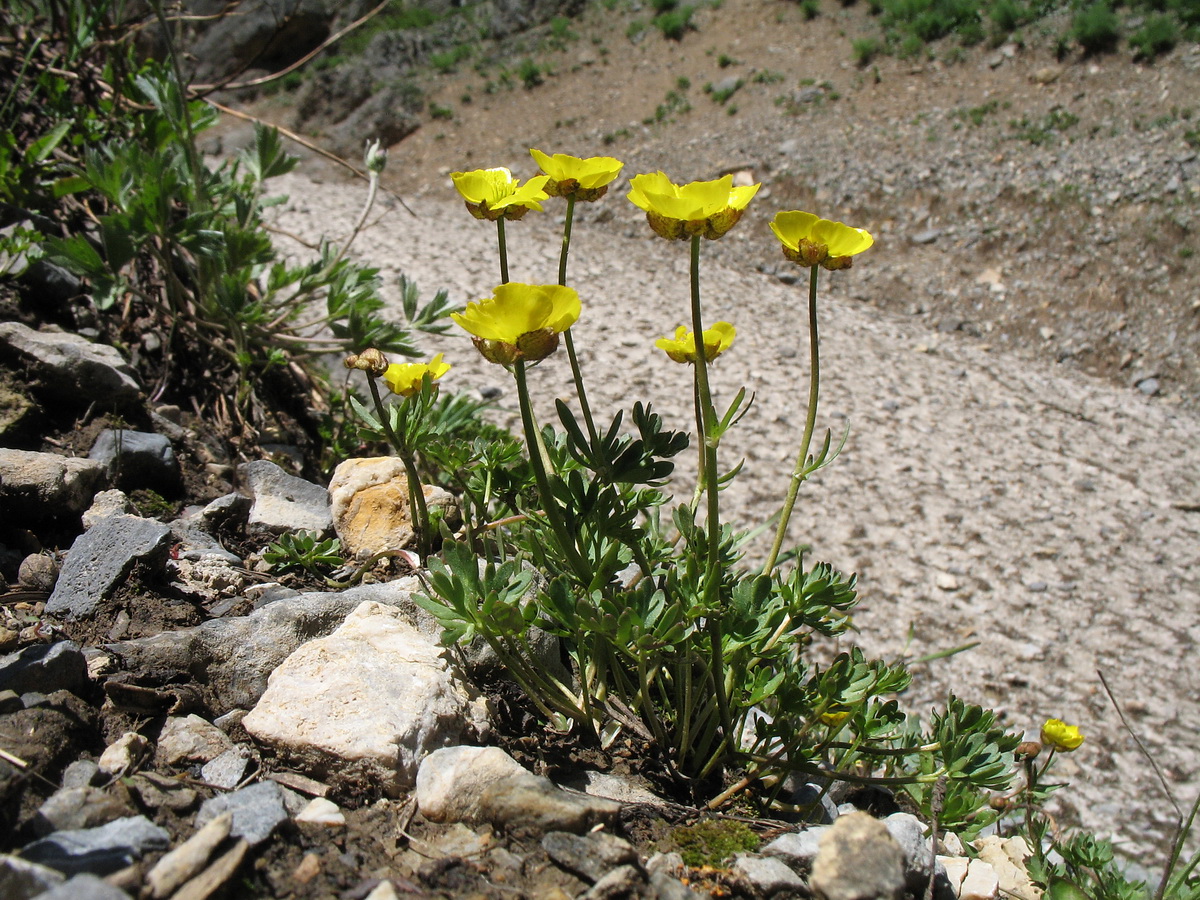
[28,121,72,164]
[1047,877,1093,900]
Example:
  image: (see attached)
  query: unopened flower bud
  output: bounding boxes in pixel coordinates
[989,795,1013,811]
[365,139,387,175]
[344,348,389,376]
[1015,740,1042,761]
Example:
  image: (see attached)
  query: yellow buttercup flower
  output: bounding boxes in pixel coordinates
[628,172,760,241]
[450,167,551,221]
[530,149,623,202]
[382,353,451,398]
[770,210,874,270]
[1041,718,1085,752]
[655,321,736,364]
[452,283,581,365]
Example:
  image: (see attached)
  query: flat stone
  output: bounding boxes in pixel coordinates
[97,732,150,776]
[238,459,332,534]
[155,714,234,766]
[0,853,66,898]
[107,579,422,714]
[763,828,825,870]
[46,516,171,618]
[732,854,806,894]
[18,815,170,876]
[242,601,490,795]
[31,873,133,899]
[0,321,140,408]
[33,786,134,836]
[542,831,638,884]
[200,748,250,789]
[0,448,105,520]
[195,781,287,847]
[478,772,622,836]
[145,811,232,899]
[0,641,86,696]
[89,429,179,493]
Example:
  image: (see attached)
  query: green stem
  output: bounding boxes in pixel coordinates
[366,376,430,558]
[513,360,591,582]
[497,217,509,284]
[687,233,734,775]
[763,264,821,575]
[557,196,600,447]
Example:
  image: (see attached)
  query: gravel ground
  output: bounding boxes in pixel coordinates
[242,0,1200,869]
[266,170,1199,869]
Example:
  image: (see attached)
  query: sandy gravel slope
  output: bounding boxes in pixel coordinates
[269,168,1200,867]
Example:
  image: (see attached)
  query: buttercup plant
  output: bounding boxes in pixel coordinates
[415,148,1020,818]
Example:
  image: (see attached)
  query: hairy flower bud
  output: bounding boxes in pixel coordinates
[364,139,387,175]
[1015,740,1042,761]
[344,348,389,376]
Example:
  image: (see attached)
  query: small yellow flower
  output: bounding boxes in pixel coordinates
[452,283,581,365]
[769,210,874,270]
[655,322,736,364]
[820,709,851,727]
[450,167,551,221]
[1041,718,1085,752]
[628,172,760,241]
[530,149,623,202]
[382,353,451,398]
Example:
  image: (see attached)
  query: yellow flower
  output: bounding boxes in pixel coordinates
[770,210,874,270]
[1041,718,1085,752]
[627,172,760,241]
[450,167,551,221]
[530,149,623,202]
[382,353,451,398]
[452,283,581,365]
[655,321,736,364]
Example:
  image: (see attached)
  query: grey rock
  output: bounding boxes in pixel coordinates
[1136,377,1160,396]
[197,493,252,531]
[581,864,646,900]
[107,579,423,714]
[190,0,333,83]
[200,748,251,789]
[18,815,170,876]
[32,786,133,837]
[30,873,132,899]
[542,830,639,884]
[794,86,824,104]
[732,853,806,894]
[155,714,235,767]
[0,323,140,408]
[912,227,943,244]
[195,780,288,847]
[89,430,179,493]
[763,828,825,871]
[809,812,906,900]
[885,812,933,895]
[60,760,102,790]
[0,641,86,696]
[478,772,622,836]
[46,516,171,618]
[238,459,332,534]
[0,448,105,520]
[648,869,705,899]
[0,853,66,900]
